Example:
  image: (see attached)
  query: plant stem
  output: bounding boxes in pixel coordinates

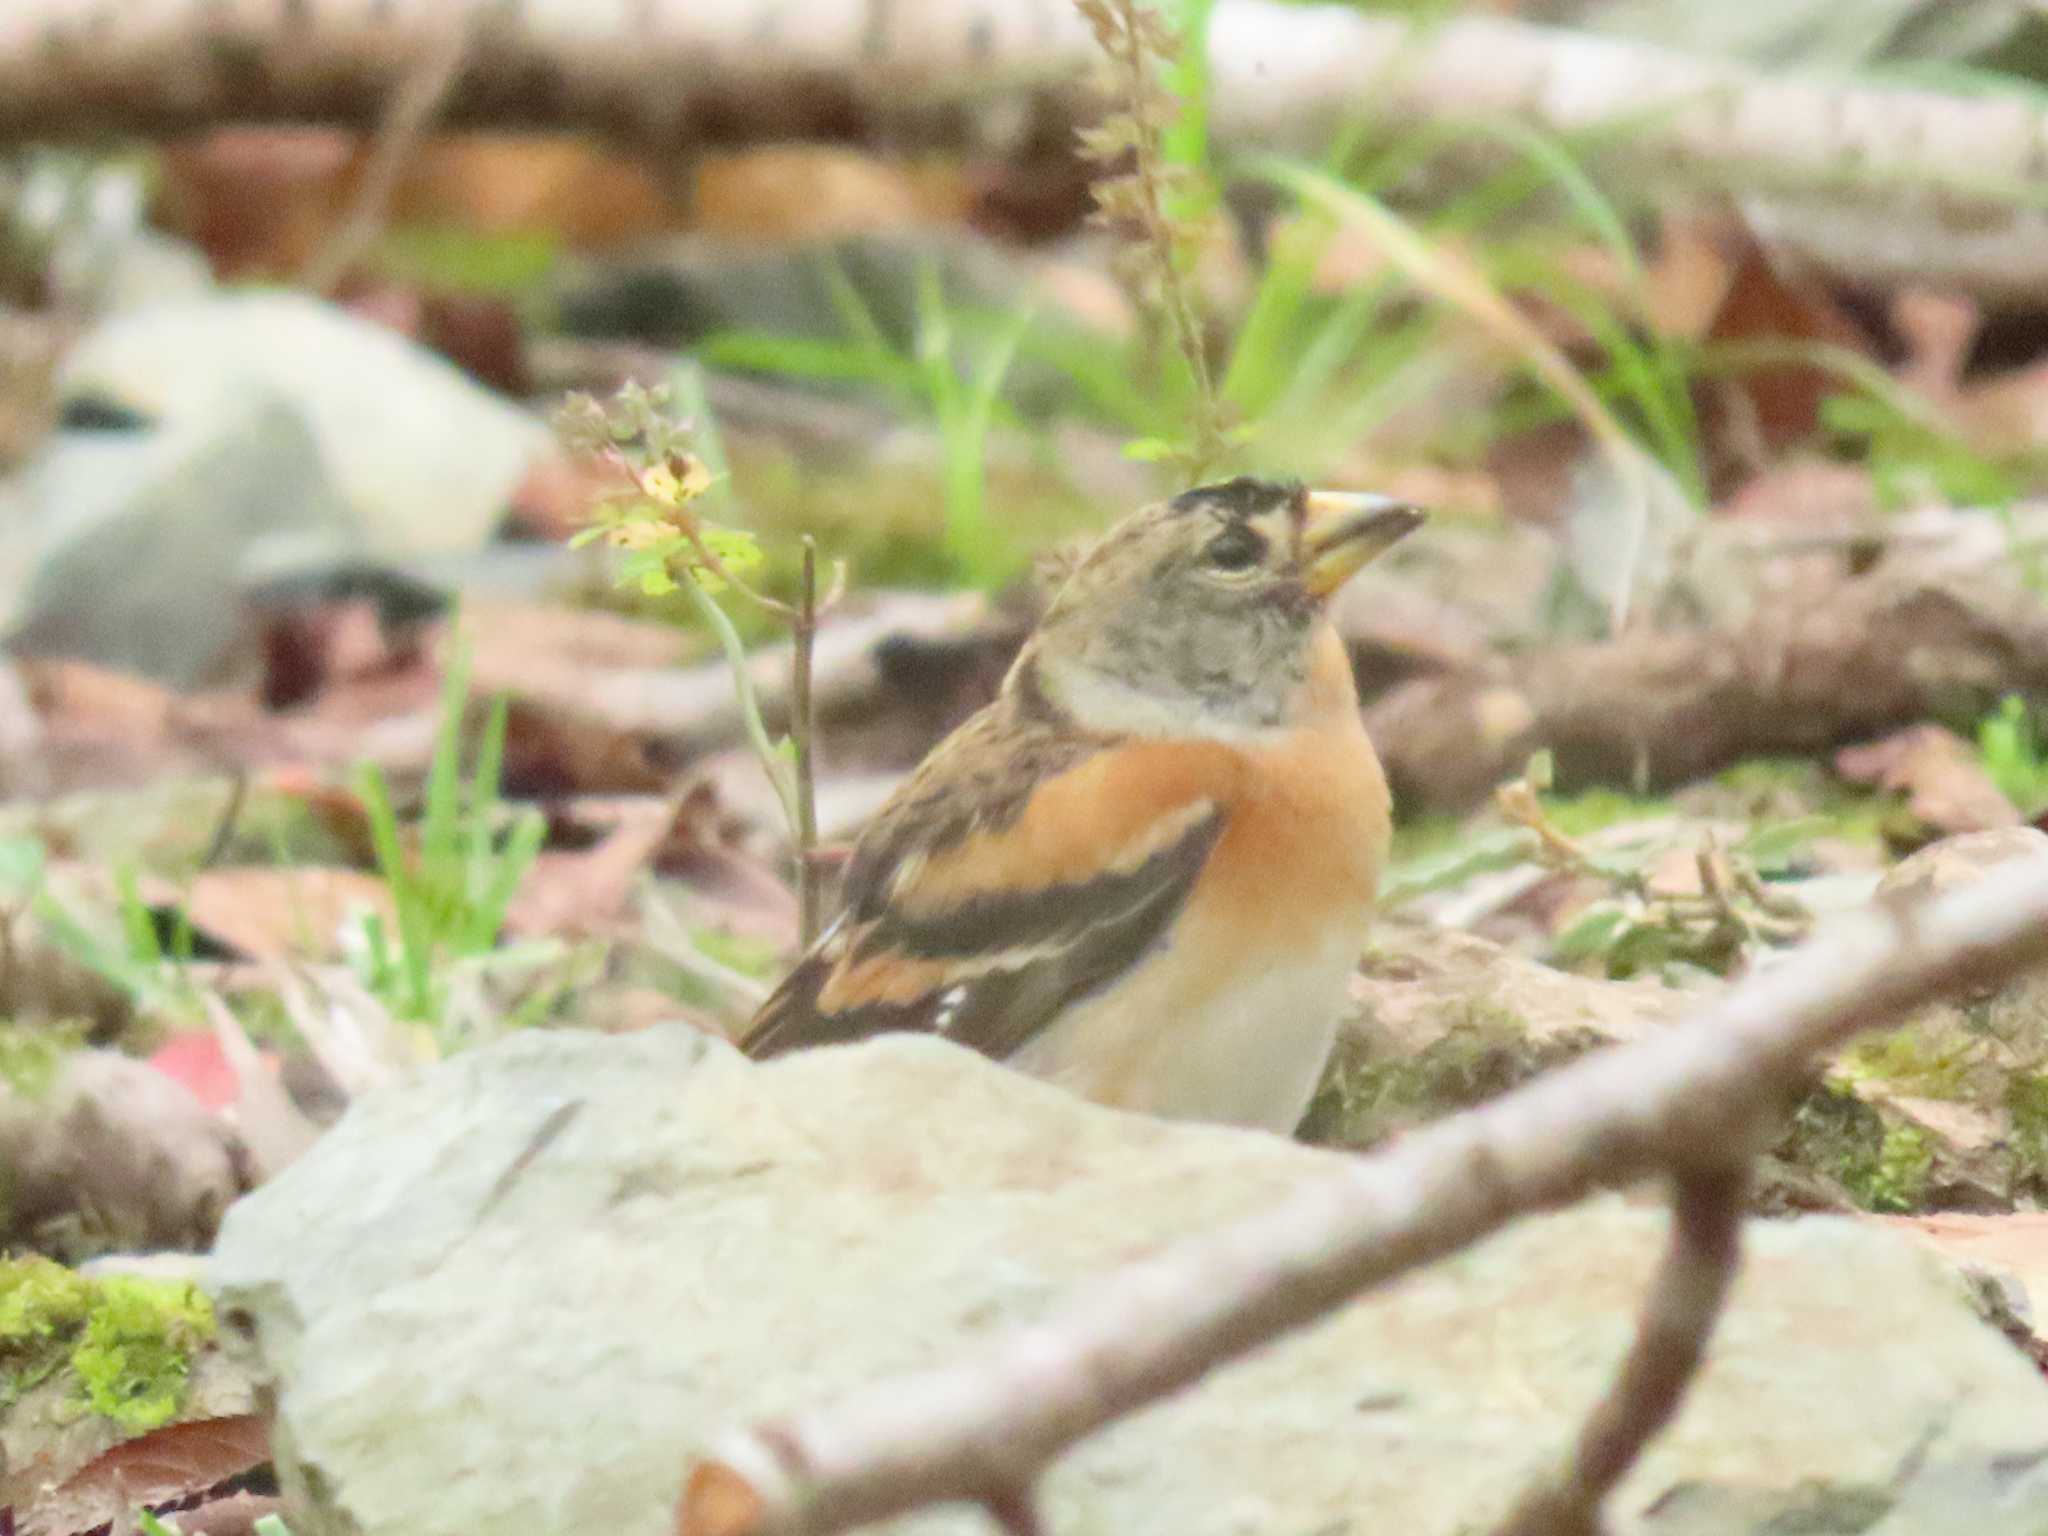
[684,579,800,839]
[1111,0,1222,480]
[792,538,823,946]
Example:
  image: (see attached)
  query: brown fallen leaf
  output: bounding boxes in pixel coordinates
[14,1415,269,1536]
[1835,724,2021,840]
[181,866,395,964]
[502,795,690,941]
[1644,216,1737,343]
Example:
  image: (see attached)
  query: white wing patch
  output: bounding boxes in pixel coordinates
[933,983,970,1034]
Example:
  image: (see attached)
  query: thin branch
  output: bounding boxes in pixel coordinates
[199,768,249,870]
[678,849,2048,1536]
[301,21,467,295]
[1492,1163,1748,1536]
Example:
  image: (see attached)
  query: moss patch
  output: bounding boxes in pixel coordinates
[1775,1085,1934,1214]
[0,1256,216,1432]
[0,1019,86,1101]
[1842,1024,1979,1102]
[2006,1072,2048,1184]
[1303,1001,1605,1152]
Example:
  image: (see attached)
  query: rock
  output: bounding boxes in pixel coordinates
[1829,827,2048,1211]
[1876,825,2048,903]
[1878,1212,2048,1352]
[6,397,362,685]
[51,290,549,560]
[210,1027,2048,1536]
[1304,923,1691,1149]
[1,1051,243,1257]
[552,232,1115,419]
[1327,902,2048,1218]
[0,1254,258,1529]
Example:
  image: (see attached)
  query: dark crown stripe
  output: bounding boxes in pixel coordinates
[1167,475,1304,522]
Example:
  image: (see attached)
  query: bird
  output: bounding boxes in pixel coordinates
[741,476,1423,1134]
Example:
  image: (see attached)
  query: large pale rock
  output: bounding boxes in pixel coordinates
[6,398,360,685]
[53,290,548,559]
[210,1028,2048,1536]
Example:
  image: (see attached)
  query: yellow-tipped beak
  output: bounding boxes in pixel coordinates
[1301,491,1425,599]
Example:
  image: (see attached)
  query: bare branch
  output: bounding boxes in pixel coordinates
[12,2,2048,289]
[1370,571,2048,814]
[676,850,2048,1536]
[1492,1164,1748,1536]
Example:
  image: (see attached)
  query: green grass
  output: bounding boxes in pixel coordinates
[702,257,1034,590]
[1976,694,2048,815]
[354,630,546,1025]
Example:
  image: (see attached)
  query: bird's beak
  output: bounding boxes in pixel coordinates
[1300,491,1425,599]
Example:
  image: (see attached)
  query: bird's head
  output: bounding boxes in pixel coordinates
[1012,476,1423,740]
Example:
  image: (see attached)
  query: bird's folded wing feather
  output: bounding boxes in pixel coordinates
[741,737,1229,1063]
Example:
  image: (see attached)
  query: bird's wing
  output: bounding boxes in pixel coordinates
[741,716,1233,1063]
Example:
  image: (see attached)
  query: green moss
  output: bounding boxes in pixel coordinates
[1303,1000,1603,1151]
[1870,1123,1935,1213]
[0,1256,216,1431]
[2006,1073,2048,1180]
[1777,1086,1934,1214]
[0,1019,84,1101]
[1842,1025,1975,1100]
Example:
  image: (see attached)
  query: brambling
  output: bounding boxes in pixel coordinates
[742,477,1423,1133]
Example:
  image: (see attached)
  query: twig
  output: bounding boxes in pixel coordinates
[791,538,823,947]
[677,849,2048,1536]
[638,878,772,1011]
[1492,1163,1747,1536]
[301,22,467,295]
[200,768,249,870]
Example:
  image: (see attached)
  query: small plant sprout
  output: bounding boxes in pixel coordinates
[556,380,842,944]
[354,632,547,1031]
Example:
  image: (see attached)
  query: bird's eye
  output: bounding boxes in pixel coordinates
[1203,526,1265,572]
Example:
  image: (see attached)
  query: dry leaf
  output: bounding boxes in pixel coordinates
[1835,725,2021,838]
[15,1416,268,1536]
[181,867,396,963]
[502,796,690,941]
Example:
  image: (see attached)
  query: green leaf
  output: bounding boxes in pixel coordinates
[1738,817,1832,871]
[1551,903,1634,966]
[1122,436,1185,462]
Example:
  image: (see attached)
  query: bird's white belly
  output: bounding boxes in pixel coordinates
[1007,920,1362,1134]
